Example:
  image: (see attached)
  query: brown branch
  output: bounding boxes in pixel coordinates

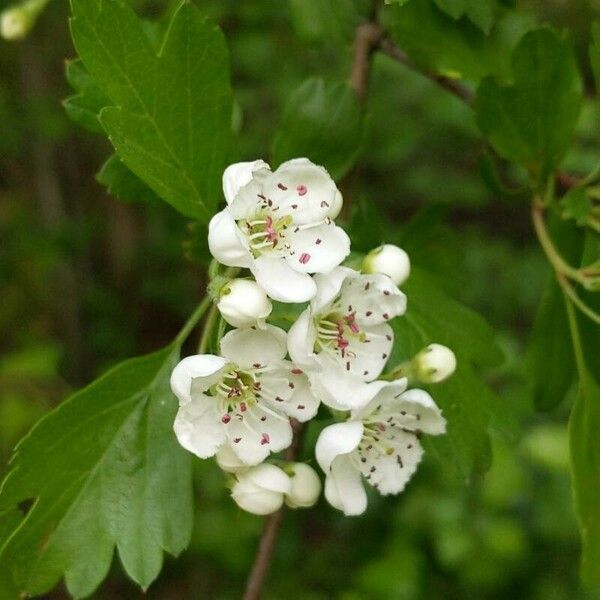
[377,34,474,105]
[242,420,304,600]
[350,21,383,104]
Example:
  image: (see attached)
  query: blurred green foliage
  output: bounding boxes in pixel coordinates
[1,0,600,597]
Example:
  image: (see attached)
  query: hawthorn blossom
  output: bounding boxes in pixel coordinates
[208,158,350,303]
[316,381,446,516]
[287,266,407,410]
[286,462,321,509]
[170,325,318,465]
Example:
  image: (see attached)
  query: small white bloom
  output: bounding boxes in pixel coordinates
[285,463,321,509]
[217,278,272,328]
[316,381,446,516]
[362,244,411,286]
[231,463,291,515]
[414,344,457,383]
[170,325,319,465]
[288,266,407,410]
[1,8,28,39]
[208,158,351,303]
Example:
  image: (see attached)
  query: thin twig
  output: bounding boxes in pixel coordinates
[350,21,382,104]
[377,34,474,104]
[242,421,304,600]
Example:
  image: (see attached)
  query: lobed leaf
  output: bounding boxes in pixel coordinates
[70,0,234,221]
[0,346,192,598]
[271,78,365,180]
[475,28,582,184]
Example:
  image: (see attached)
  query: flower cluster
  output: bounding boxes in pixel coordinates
[171,158,456,516]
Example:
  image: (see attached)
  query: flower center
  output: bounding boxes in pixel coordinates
[211,367,259,414]
[315,310,366,361]
[243,212,293,256]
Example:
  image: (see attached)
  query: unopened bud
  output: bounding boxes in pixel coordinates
[1,0,48,41]
[217,278,272,328]
[231,463,291,516]
[216,445,247,474]
[414,344,456,384]
[362,244,411,286]
[285,463,321,509]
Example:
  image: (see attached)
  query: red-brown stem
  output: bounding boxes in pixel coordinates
[242,420,304,600]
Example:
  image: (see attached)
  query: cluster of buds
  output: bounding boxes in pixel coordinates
[170,158,457,516]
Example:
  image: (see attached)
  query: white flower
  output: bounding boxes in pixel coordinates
[1,7,28,39]
[231,463,291,515]
[285,463,321,509]
[287,266,407,410]
[316,381,446,516]
[362,244,411,286]
[208,158,351,303]
[216,278,272,328]
[171,325,319,465]
[414,344,457,383]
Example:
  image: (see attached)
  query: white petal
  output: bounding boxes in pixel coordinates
[173,395,225,458]
[311,266,354,313]
[286,223,350,274]
[170,354,227,405]
[220,324,288,368]
[359,431,423,495]
[284,369,320,422]
[245,462,292,495]
[380,388,447,435]
[223,160,270,204]
[286,309,318,370]
[226,406,293,465]
[208,209,253,268]
[340,273,407,326]
[228,166,274,220]
[327,455,368,516]
[251,255,317,303]
[352,380,408,420]
[316,421,363,472]
[311,362,390,410]
[267,158,340,225]
[232,485,284,515]
[344,322,394,381]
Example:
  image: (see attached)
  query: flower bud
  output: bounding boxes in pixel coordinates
[215,445,247,474]
[285,463,321,509]
[1,7,28,39]
[362,244,411,286]
[1,0,48,41]
[414,344,456,384]
[231,463,291,516]
[217,278,272,328]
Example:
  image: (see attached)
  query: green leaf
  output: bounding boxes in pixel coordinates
[271,78,365,180]
[0,345,192,598]
[434,0,499,33]
[389,268,507,479]
[525,276,575,411]
[589,22,600,93]
[70,0,234,221]
[97,154,161,205]
[475,28,583,183]
[63,59,110,134]
[386,0,534,82]
[561,186,594,226]
[570,364,600,587]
